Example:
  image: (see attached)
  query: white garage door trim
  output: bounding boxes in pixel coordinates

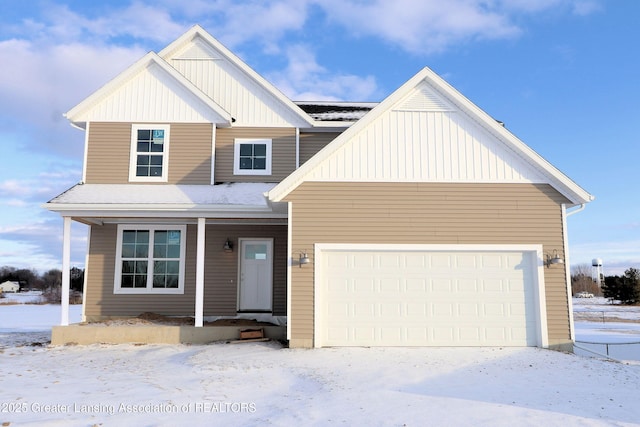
[314,244,548,348]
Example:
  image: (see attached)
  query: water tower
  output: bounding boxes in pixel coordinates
[592,258,603,287]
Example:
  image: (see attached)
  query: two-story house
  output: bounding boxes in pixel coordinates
[45,25,593,350]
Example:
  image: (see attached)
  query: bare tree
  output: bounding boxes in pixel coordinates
[571,263,601,296]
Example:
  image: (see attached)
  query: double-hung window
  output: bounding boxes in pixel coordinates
[233,138,272,175]
[129,124,170,182]
[114,225,186,294]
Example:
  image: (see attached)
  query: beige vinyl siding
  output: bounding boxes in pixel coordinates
[169,123,213,184]
[83,223,287,320]
[215,127,296,182]
[84,224,197,319]
[85,122,131,183]
[299,132,341,165]
[285,182,571,348]
[84,122,213,184]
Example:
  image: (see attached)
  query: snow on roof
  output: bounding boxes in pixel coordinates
[296,102,378,122]
[48,183,276,207]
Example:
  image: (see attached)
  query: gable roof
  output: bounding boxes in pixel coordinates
[65,52,232,128]
[159,25,315,128]
[268,67,594,206]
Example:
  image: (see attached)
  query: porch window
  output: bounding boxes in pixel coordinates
[114,225,186,294]
[233,138,272,175]
[129,124,170,182]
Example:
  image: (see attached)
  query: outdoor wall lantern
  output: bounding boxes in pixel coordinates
[299,252,310,267]
[545,250,564,267]
[223,238,233,253]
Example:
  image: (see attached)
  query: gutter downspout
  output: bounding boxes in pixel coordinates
[566,203,586,217]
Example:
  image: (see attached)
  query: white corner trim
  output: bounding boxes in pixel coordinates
[210,125,216,185]
[561,204,576,342]
[81,122,90,183]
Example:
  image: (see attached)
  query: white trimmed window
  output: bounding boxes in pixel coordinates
[129,124,170,182]
[233,138,272,175]
[114,225,186,294]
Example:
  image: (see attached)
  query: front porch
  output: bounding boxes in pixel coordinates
[52,324,287,345]
[44,183,290,344]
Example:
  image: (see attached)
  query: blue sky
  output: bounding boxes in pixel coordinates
[0,0,637,275]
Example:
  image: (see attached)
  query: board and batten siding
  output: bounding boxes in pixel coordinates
[304,110,548,183]
[299,132,341,165]
[214,127,296,183]
[169,49,308,127]
[84,223,287,320]
[285,182,571,349]
[84,122,213,184]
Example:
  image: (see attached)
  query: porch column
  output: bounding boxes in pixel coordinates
[195,217,206,327]
[60,216,71,326]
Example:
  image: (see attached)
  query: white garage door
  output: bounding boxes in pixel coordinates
[316,246,543,347]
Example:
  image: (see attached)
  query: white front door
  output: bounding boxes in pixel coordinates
[239,239,273,311]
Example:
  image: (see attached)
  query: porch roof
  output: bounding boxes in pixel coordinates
[43,183,285,219]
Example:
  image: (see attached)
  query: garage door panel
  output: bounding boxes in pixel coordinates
[406,279,427,292]
[319,248,539,347]
[407,303,427,317]
[380,278,401,292]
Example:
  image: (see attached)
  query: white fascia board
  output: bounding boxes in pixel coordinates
[43,203,276,213]
[64,51,232,127]
[159,25,315,128]
[42,206,288,220]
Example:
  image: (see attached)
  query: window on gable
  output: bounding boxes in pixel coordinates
[129,125,170,182]
[114,225,185,294]
[233,138,272,175]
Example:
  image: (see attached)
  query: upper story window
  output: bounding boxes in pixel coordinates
[233,138,272,175]
[129,124,170,182]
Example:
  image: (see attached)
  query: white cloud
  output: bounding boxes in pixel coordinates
[268,44,379,101]
[0,220,87,272]
[156,0,309,51]
[570,239,640,276]
[313,0,602,55]
[5,199,27,208]
[315,0,521,55]
[570,0,602,16]
[0,169,80,202]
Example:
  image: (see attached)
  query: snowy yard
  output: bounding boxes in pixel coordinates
[1,296,639,426]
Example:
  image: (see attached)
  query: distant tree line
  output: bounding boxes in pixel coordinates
[572,263,639,305]
[602,268,640,305]
[0,265,84,293]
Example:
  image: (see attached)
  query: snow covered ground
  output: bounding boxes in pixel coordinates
[1,297,639,426]
[572,297,640,361]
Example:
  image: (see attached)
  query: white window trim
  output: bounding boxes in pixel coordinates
[129,124,171,182]
[233,138,272,175]
[114,224,186,295]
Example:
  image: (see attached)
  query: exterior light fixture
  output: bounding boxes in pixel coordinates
[223,238,233,253]
[546,250,564,266]
[299,252,310,267]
